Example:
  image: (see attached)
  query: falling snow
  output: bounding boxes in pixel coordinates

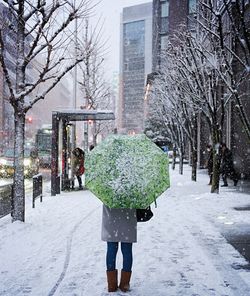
[0,166,249,296]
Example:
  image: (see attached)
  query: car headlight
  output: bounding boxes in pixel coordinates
[0,158,7,165]
[24,158,31,166]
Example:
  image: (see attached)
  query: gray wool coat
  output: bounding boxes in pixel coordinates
[101,205,137,243]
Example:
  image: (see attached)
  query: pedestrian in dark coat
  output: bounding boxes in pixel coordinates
[71,147,85,190]
[102,205,137,293]
[220,143,238,187]
[206,144,213,185]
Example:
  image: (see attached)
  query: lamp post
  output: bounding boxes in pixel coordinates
[143,72,159,127]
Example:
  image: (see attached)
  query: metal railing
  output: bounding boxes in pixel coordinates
[0,184,13,218]
[32,174,43,208]
[0,174,44,218]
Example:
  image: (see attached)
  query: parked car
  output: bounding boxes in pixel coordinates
[167,150,177,163]
[167,150,188,164]
[0,147,39,178]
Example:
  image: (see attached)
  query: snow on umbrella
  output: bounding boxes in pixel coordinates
[85,134,170,209]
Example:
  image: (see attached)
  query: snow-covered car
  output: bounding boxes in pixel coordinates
[167,150,188,164]
[168,150,177,163]
[0,148,39,178]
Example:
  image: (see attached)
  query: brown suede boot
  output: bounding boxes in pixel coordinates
[119,270,132,292]
[106,270,118,292]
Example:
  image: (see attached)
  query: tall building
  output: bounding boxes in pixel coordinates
[225,1,250,178]
[118,2,152,134]
[150,0,211,167]
[0,3,34,150]
[151,0,250,177]
[0,3,17,150]
[152,0,196,71]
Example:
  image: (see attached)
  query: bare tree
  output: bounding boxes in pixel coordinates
[169,31,228,192]
[78,18,114,146]
[150,24,228,191]
[0,0,97,222]
[145,63,191,176]
[198,0,250,140]
[147,1,249,191]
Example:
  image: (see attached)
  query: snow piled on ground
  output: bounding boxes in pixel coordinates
[0,166,249,296]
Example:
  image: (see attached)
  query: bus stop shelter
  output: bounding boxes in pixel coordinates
[51,109,115,196]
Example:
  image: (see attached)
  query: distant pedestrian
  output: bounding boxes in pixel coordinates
[206,144,213,185]
[71,147,85,190]
[220,143,238,187]
[102,205,137,292]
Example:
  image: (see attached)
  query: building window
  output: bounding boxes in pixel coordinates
[188,0,197,14]
[123,20,145,56]
[188,0,197,31]
[161,1,169,18]
[160,1,169,34]
[161,17,169,34]
[123,19,145,81]
[160,35,169,51]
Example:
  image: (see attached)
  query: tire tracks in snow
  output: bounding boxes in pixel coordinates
[47,205,100,296]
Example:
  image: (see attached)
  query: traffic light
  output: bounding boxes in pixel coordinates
[26,116,33,123]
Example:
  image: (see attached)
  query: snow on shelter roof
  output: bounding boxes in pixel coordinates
[52,109,115,121]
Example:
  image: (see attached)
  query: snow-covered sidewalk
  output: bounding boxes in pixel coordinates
[0,167,249,296]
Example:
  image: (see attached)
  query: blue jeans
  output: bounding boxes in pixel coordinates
[106,242,133,272]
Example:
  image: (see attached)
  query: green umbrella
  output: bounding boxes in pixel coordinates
[85,134,170,208]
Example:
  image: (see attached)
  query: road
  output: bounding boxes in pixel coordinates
[0,168,51,188]
[0,168,51,217]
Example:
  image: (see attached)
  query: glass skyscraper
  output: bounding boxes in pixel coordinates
[118,3,152,134]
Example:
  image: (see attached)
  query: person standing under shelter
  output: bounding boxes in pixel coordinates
[220,143,238,187]
[102,205,137,293]
[71,147,85,190]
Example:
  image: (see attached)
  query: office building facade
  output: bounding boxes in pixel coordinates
[118,2,152,134]
[152,0,196,71]
[151,0,250,177]
[0,4,17,150]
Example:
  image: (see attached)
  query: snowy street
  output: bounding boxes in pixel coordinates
[0,166,249,296]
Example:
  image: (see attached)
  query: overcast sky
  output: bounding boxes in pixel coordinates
[93,0,151,81]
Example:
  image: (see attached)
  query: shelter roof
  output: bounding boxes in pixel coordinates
[52,109,115,121]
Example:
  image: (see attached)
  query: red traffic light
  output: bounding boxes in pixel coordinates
[26,116,33,123]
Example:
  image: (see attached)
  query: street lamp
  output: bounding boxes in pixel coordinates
[144,72,159,100]
[143,72,160,125]
[144,83,151,101]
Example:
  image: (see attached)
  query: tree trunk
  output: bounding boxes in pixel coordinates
[179,153,184,175]
[12,2,26,222]
[172,148,177,170]
[235,94,250,142]
[178,146,184,175]
[12,112,25,222]
[191,148,197,181]
[191,115,198,181]
[211,127,221,194]
[211,150,220,194]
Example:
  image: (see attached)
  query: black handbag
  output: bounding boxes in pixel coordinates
[136,207,153,222]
